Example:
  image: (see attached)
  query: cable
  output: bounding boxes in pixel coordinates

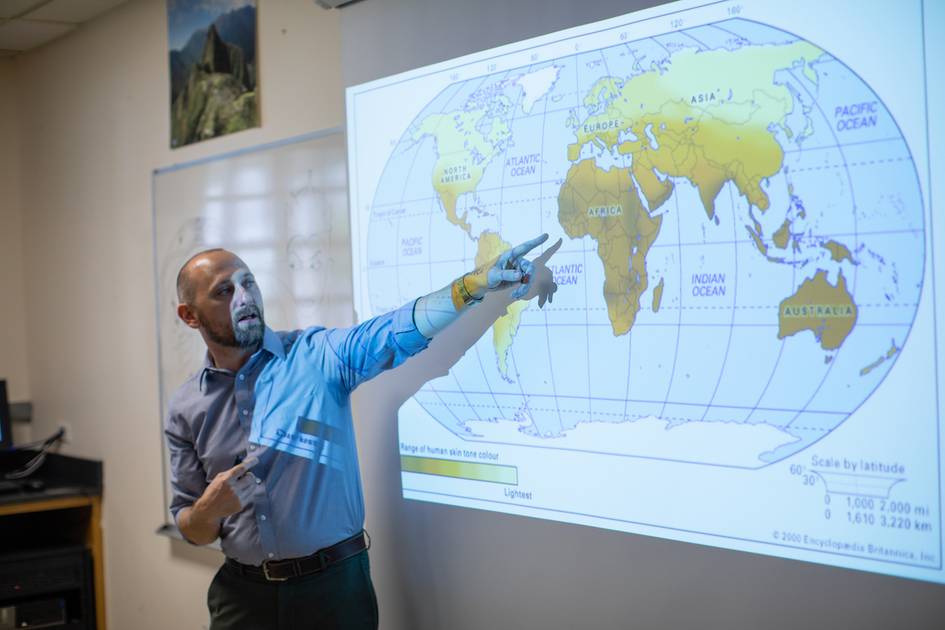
[2,427,65,480]
[1,427,65,452]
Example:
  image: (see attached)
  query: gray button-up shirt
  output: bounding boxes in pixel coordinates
[164,302,428,565]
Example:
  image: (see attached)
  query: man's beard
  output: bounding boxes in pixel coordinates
[198,306,265,349]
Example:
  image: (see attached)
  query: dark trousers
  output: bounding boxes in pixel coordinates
[208,550,379,630]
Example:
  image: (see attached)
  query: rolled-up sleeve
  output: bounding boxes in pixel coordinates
[164,407,208,525]
[322,300,430,393]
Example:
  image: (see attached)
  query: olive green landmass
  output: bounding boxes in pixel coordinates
[778,270,857,350]
[773,219,791,249]
[558,40,826,341]
[652,277,665,313]
[886,340,899,359]
[746,224,768,256]
[558,159,664,336]
[823,240,854,264]
[860,339,900,375]
[570,40,823,220]
[475,231,529,380]
[631,151,675,210]
[414,97,512,234]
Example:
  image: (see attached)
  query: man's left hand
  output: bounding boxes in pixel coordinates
[467,233,549,300]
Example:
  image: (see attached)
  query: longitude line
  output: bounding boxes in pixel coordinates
[489,67,535,420]
[456,69,523,426]
[398,78,489,429]
[777,67,858,431]
[698,183,740,421]
[657,132,688,418]
[576,51,594,426]
[536,56,566,434]
[619,38,649,423]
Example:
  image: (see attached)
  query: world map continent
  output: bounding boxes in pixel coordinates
[412,37,861,372]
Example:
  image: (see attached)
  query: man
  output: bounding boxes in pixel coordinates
[164,234,551,629]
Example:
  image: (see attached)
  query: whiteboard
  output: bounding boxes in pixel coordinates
[152,128,352,525]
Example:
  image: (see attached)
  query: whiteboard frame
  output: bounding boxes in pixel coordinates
[150,126,347,536]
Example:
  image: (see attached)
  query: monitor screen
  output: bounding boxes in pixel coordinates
[346,0,943,583]
[0,380,11,450]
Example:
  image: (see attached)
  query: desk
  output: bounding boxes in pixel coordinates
[0,453,104,630]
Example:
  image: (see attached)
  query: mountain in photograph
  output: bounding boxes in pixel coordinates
[169,4,257,147]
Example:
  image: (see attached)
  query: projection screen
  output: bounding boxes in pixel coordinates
[346,0,945,583]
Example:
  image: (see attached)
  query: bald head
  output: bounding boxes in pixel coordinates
[176,248,238,304]
[175,248,265,350]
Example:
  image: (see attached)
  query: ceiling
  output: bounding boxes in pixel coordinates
[0,0,130,58]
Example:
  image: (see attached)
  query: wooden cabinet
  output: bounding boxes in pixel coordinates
[0,454,104,629]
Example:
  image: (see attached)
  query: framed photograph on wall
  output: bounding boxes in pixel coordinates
[167,0,259,148]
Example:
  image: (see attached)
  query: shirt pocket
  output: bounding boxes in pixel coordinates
[259,383,345,464]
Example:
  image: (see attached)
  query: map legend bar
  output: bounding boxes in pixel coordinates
[401,455,519,485]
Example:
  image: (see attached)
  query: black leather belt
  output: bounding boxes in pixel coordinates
[226,530,370,582]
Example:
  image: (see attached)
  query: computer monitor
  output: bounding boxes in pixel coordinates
[0,380,12,449]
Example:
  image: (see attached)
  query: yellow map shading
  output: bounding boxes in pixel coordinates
[773,219,791,249]
[860,339,900,376]
[475,231,530,380]
[414,99,512,234]
[823,240,854,263]
[558,159,665,336]
[778,270,857,350]
[570,40,823,218]
[558,39,828,343]
[652,277,665,313]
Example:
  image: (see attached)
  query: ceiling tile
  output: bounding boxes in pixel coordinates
[0,18,73,50]
[26,0,129,23]
[0,0,50,20]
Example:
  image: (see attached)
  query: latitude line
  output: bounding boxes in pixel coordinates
[360,228,922,270]
[412,399,834,433]
[515,322,913,328]
[414,389,851,415]
[372,106,913,219]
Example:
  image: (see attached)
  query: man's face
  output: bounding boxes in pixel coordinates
[187,254,266,349]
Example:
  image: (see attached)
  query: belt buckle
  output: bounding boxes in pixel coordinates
[262,560,290,582]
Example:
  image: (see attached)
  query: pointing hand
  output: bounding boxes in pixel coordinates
[463,233,550,300]
[194,455,259,520]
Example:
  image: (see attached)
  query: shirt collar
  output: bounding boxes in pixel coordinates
[198,327,284,390]
[261,326,285,360]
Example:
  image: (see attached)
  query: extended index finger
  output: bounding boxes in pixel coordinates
[508,233,549,261]
[230,455,259,478]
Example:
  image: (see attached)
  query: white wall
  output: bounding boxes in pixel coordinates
[340,0,666,87]
[8,0,342,627]
[0,59,31,445]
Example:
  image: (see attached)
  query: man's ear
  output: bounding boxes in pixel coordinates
[177,303,200,329]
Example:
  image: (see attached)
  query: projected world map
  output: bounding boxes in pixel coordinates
[364,18,924,468]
